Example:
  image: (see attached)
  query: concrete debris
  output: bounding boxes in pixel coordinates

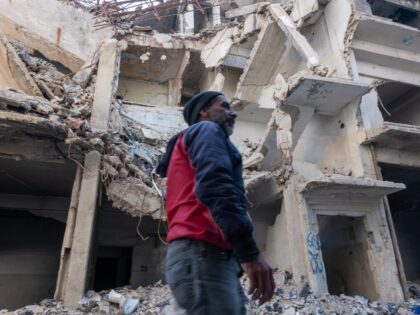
[0,89,53,114]
[2,272,419,314]
[1,0,420,311]
[0,34,42,96]
[2,35,166,218]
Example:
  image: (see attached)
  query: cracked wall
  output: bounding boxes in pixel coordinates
[0,0,419,309]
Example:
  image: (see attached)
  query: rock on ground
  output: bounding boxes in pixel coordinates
[2,272,419,315]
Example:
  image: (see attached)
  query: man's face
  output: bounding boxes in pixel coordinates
[200,95,237,135]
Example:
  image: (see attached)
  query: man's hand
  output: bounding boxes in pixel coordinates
[240,255,275,305]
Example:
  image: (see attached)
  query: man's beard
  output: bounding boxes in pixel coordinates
[208,113,235,136]
[223,123,234,136]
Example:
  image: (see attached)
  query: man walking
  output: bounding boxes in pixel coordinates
[157,91,275,314]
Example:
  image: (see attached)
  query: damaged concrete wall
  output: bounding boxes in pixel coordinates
[1,0,420,310]
[0,0,112,72]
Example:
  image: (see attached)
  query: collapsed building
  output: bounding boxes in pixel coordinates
[0,0,419,311]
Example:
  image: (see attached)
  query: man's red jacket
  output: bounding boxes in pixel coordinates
[158,121,259,262]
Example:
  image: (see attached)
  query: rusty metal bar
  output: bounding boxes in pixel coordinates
[72,0,211,29]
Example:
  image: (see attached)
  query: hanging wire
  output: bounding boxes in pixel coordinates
[136,214,150,241]
[377,92,392,117]
[152,167,168,245]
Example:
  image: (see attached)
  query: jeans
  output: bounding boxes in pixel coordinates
[165,239,247,315]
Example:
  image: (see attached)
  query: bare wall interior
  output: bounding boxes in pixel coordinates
[381,164,420,283]
[318,215,379,300]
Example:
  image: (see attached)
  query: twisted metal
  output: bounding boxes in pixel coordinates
[71,0,212,29]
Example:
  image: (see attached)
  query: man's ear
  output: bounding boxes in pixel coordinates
[199,107,209,120]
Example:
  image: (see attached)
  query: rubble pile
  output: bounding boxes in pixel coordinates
[10,40,95,122]
[0,7,277,221]
[3,272,420,315]
[2,38,168,218]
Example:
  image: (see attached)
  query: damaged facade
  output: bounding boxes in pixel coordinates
[0,0,419,311]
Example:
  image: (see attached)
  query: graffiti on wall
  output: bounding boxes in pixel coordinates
[306,232,324,275]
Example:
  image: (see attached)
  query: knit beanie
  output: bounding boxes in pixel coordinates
[183,91,222,126]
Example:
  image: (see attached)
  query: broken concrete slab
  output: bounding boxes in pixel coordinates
[0,89,54,115]
[235,5,325,108]
[0,33,42,96]
[268,4,322,71]
[286,74,371,115]
[0,110,67,139]
[351,15,420,86]
[281,74,370,148]
[297,0,353,79]
[375,147,420,169]
[235,21,286,105]
[105,177,161,219]
[363,121,420,152]
[300,174,406,200]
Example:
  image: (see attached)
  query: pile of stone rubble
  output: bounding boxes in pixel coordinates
[1,36,170,219]
[2,271,419,315]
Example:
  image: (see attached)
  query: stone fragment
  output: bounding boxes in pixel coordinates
[65,118,84,130]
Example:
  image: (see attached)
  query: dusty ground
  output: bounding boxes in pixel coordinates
[2,272,419,315]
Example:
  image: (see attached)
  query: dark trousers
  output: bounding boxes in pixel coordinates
[165,239,247,315]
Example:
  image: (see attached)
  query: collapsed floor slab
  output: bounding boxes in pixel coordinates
[0,0,418,309]
[364,122,420,151]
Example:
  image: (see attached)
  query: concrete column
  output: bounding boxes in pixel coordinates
[63,151,101,309]
[54,167,82,300]
[90,39,123,133]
